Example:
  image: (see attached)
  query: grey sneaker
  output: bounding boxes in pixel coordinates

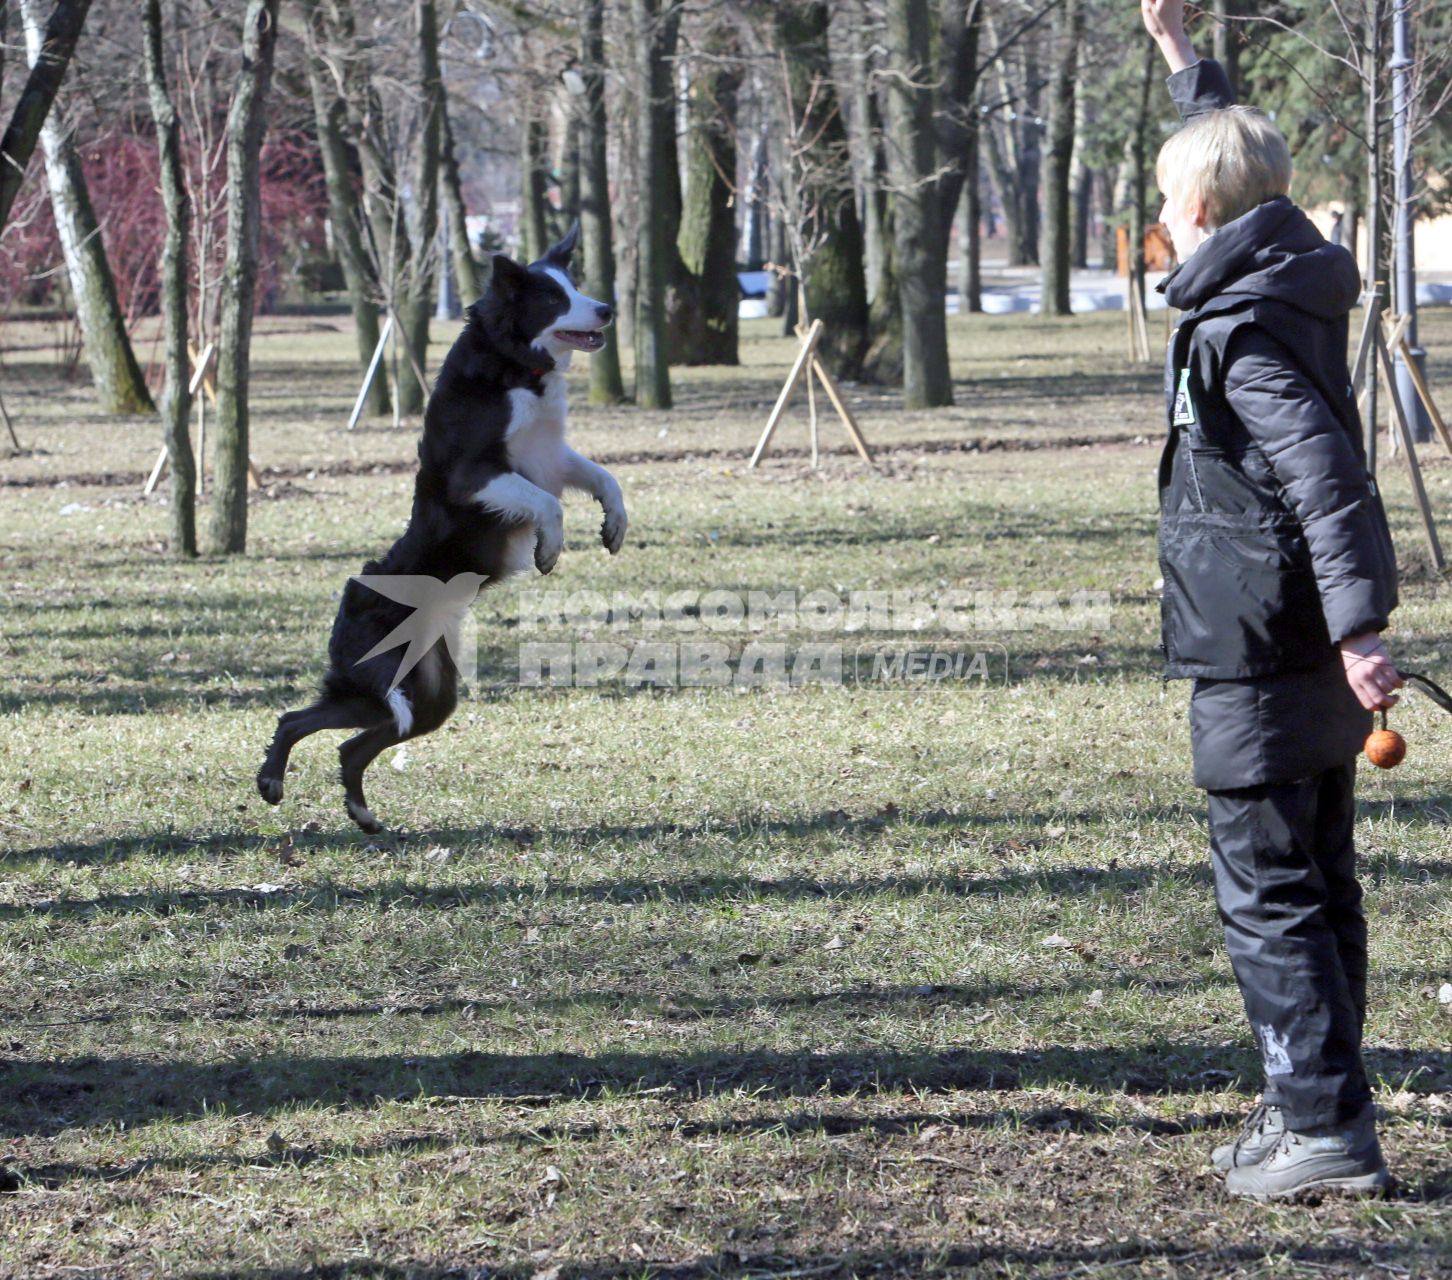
[1224,1105,1391,1200]
[1211,1101,1285,1172]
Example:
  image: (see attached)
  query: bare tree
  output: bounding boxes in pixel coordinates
[633,0,672,408]
[401,0,443,412]
[142,0,196,556]
[761,0,870,379]
[16,0,154,413]
[678,22,742,366]
[0,0,90,236]
[578,0,626,403]
[1040,0,1083,316]
[210,0,280,555]
[439,106,480,300]
[298,0,389,417]
[885,0,952,406]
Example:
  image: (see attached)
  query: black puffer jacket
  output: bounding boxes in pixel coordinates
[1157,69,1398,682]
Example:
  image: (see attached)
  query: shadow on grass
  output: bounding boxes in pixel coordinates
[7,1100,1251,1189]
[6,1042,1452,1140]
[7,972,1237,1037]
[8,790,1452,880]
[0,861,1224,921]
[170,1234,1452,1279]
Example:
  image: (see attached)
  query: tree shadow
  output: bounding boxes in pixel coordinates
[10,1099,1248,1190]
[6,1041,1451,1140]
[168,1231,1452,1279]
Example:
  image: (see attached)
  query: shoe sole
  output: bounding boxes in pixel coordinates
[1227,1169,1392,1201]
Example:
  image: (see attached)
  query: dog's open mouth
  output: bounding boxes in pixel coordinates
[553,329,607,352]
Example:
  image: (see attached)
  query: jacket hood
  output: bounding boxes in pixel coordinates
[1159,196,1361,320]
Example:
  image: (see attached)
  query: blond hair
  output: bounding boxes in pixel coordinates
[1156,106,1293,229]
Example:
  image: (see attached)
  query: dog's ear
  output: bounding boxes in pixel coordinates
[543,220,581,268]
[490,253,531,296]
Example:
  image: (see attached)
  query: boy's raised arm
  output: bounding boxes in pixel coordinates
[1142,0,1237,119]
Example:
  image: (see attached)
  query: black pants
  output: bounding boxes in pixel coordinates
[1206,760,1371,1130]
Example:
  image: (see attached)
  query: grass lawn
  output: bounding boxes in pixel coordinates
[1,308,1451,1278]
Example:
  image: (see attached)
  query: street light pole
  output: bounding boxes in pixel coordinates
[1391,0,1430,440]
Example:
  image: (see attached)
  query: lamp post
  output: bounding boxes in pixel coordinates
[1391,0,1430,441]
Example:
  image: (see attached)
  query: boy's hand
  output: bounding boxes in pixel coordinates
[1340,631,1404,712]
[1142,0,1198,72]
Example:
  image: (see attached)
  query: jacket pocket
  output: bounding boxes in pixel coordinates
[1185,442,1288,516]
[1160,514,1330,675]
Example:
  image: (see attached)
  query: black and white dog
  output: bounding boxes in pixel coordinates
[258,223,626,832]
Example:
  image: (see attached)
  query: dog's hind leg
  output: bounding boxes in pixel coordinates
[258,695,387,805]
[338,722,406,833]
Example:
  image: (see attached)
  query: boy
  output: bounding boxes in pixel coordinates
[1142,0,1403,1198]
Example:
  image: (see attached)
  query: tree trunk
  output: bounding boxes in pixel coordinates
[864,192,901,381]
[982,116,1024,268]
[1127,38,1155,356]
[1069,93,1090,270]
[578,0,625,404]
[0,0,90,236]
[957,154,982,315]
[771,0,869,380]
[933,0,982,249]
[440,106,481,301]
[650,2,699,364]
[765,193,790,319]
[849,12,886,305]
[1098,166,1118,270]
[327,0,413,414]
[19,0,153,414]
[142,0,195,556]
[885,0,952,407]
[1212,0,1241,100]
[1039,0,1081,317]
[1018,45,1042,266]
[744,123,768,269]
[209,0,279,556]
[863,77,900,382]
[299,0,388,417]
[519,104,550,263]
[632,0,671,408]
[398,0,442,416]
[677,27,740,366]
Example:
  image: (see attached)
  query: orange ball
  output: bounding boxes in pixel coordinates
[1365,728,1407,769]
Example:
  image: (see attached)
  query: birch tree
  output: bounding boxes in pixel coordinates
[0,0,90,236]
[18,0,153,413]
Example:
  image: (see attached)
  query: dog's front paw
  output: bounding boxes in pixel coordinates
[535,502,565,575]
[601,503,628,555]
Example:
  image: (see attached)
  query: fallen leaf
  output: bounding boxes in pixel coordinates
[823,934,847,951]
[1041,934,1072,949]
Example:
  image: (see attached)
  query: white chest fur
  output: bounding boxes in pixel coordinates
[504,373,569,496]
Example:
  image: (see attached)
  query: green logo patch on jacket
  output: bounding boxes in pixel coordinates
[1173,368,1197,426]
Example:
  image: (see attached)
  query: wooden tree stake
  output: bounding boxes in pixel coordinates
[749,318,874,469]
[143,342,260,494]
